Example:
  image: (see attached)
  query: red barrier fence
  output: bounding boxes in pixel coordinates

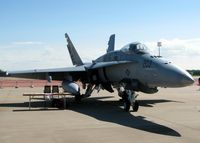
[0,79,61,88]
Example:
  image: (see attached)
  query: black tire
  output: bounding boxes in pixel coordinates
[122,91,130,112]
[124,99,130,112]
[132,100,139,112]
[52,99,64,109]
[75,94,82,102]
[51,99,56,107]
[52,99,60,107]
[121,91,127,101]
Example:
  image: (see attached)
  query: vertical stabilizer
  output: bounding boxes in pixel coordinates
[107,34,115,53]
[65,33,83,66]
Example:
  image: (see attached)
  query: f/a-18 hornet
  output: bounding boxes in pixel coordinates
[8,33,194,111]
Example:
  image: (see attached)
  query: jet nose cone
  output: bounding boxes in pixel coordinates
[181,74,194,86]
[167,65,194,87]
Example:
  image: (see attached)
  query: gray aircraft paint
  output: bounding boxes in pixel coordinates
[7,33,194,111]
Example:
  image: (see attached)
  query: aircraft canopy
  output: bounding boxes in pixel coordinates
[121,42,149,54]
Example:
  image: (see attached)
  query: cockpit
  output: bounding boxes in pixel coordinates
[121,42,149,54]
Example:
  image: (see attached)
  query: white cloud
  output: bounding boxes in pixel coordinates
[0,42,70,70]
[0,38,200,71]
[145,38,200,70]
[12,41,43,45]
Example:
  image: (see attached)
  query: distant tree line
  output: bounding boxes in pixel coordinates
[187,70,200,76]
[0,69,6,76]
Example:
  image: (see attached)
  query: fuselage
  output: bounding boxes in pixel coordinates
[95,42,194,88]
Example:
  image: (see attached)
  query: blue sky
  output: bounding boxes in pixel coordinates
[0,0,200,70]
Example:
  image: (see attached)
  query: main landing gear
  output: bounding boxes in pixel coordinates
[122,90,139,112]
[74,84,95,102]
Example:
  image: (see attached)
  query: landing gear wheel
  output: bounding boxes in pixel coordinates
[122,91,130,112]
[132,100,139,112]
[123,99,131,112]
[52,99,64,109]
[75,94,82,102]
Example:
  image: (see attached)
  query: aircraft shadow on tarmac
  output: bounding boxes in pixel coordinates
[69,96,181,137]
[0,96,181,137]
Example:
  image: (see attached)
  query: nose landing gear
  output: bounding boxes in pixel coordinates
[122,90,139,112]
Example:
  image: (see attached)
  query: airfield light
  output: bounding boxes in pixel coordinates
[157,42,162,57]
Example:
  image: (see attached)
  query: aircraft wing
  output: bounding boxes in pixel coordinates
[8,66,86,81]
[7,61,137,81]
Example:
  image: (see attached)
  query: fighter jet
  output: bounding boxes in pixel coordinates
[8,33,194,111]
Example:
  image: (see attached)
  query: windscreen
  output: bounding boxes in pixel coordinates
[121,43,149,54]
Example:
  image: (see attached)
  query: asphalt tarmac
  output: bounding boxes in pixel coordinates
[0,85,200,143]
